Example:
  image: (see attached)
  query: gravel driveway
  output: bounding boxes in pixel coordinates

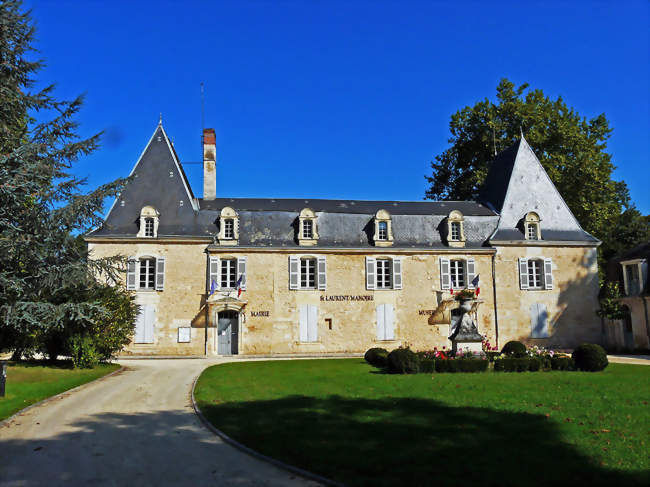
[0,359,320,487]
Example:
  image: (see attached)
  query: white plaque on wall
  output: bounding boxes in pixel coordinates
[178,327,191,343]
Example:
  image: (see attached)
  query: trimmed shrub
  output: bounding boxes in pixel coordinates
[364,347,389,368]
[419,358,436,373]
[387,347,420,374]
[550,356,574,371]
[572,343,608,372]
[434,359,488,373]
[528,357,542,372]
[501,340,527,357]
[494,357,540,372]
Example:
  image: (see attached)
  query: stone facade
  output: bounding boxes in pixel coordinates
[86,123,603,356]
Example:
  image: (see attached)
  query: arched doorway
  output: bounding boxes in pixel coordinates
[217,310,239,355]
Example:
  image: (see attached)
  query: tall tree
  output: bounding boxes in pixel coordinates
[0,0,132,357]
[425,78,648,264]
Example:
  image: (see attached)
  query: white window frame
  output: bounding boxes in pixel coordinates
[223,219,234,240]
[302,219,313,239]
[524,212,542,240]
[527,222,539,241]
[519,257,553,291]
[449,259,466,288]
[300,257,317,289]
[446,210,465,247]
[621,259,646,296]
[527,259,544,289]
[298,208,319,246]
[376,259,392,289]
[377,222,388,241]
[220,258,237,289]
[138,258,156,290]
[144,218,154,237]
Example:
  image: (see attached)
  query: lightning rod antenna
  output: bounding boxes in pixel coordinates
[200,82,205,133]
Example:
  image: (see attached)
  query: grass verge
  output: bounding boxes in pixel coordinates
[195,359,649,487]
[0,361,120,421]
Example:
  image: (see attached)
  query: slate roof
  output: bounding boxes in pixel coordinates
[88,124,599,248]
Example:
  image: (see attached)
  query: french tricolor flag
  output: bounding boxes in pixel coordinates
[236,275,244,298]
[472,274,480,296]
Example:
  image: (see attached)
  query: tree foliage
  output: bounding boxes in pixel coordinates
[425,78,648,264]
[0,1,135,360]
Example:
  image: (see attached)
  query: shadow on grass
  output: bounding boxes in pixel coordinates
[200,395,647,487]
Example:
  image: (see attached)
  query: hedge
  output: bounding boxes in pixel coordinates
[435,359,488,373]
[494,357,541,372]
[387,348,420,374]
[550,356,574,371]
[572,343,608,372]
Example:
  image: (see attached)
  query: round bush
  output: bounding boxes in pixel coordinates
[572,343,608,372]
[501,340,527,357]
[364,347,389,368]
[387,347,420,374]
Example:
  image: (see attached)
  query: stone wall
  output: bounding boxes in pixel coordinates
[493,245,601,348]
[88,240,602,355]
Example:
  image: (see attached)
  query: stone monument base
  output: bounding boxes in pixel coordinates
[451,339,483,355]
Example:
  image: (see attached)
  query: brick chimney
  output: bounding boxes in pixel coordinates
[203,128,216,200]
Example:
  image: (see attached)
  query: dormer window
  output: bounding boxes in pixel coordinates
[217,207,239,245]
[524,212,541,240]
[298,208,319,246]
[137,206,159,238]
[446,210,465,248]
[373,210,393,247]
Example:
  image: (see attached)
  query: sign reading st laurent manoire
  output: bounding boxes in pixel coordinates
[250,311,270,317]
[320,295,374,302]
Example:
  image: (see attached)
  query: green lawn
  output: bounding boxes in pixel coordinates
[0,361,120,421]
[195,359,649,487]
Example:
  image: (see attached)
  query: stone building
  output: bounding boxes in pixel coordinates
[86,122,602,356]
[603,242,650,350]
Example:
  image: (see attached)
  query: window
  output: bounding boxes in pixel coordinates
[300,257,316,289]
[302,219,313,239]
[289,255,326,290]
[373,209,393,247]
[624,263,641,295]
[527,259,543,289]
[139,258,156,289]
[137,206,159,238]
[299,304,318,342]
[518,257,553,290]
[450,221,461,241]
[220,258,237,289]
[446,210,465,247]
[376,259,392,289]
[378,222,388,241]
[298,208,319,245]
[223,219,234,239]
[217,207,239,245]
[524,212,541,240]
[365,256,403,290]
[450,259,465,288]
[144,218,154,237]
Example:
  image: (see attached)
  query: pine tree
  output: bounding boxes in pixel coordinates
[425,78,648,267]
[0,1,132,358]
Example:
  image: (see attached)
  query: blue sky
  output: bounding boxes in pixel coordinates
[27,0,649,213]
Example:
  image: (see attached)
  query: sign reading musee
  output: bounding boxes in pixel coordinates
[320,295,374,302]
